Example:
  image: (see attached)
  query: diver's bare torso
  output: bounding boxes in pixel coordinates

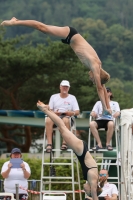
[70,34,101,71]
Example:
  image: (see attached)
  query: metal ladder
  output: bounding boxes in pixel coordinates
[40,117,82,200]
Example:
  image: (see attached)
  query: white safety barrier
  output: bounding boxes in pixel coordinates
[120,109,133,200]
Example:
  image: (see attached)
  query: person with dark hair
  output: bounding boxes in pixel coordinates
[1,17,111,116]
[85,169,118,200]
[90,87,120,151]
[1,148,31,200]
[36,100,104,200]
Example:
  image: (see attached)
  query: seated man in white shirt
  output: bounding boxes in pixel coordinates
[90,87,120,151]
[45,80,80,152]
[85,169,118,200]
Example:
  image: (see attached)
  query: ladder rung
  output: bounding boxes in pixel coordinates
[42,176,73,179]
[108,177,119,179]
[96,163,119,165]
[108,182,119,184]
[44,149,73,152]
[42,156,74,159]
[43,163,72,165]
[43,181,79,184]
[94,157,117,159]
[89,149,117,152]
[48,157,77,160]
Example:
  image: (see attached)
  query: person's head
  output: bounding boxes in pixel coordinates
[89,69,110,85]
[106,87,114,99]
[10,148,22,158]
[99,169,109,185]
[60,80,70,94]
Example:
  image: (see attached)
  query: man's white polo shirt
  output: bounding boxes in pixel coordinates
[98,182,118,197]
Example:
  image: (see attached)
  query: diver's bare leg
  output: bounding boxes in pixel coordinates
[1,17,69,38]
[103,85,111,110]
[87,168,99,200]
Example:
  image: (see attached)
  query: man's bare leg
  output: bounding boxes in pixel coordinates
[86,168,99,200]
[45,117,54,152]
[84,170,104,200]
[61,117,70,149]
[46,116,70,150]
[90,121,103,148]
[1,17,69,39]
[106,121,114,150]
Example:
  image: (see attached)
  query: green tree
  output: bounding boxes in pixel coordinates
[0,33,98,152]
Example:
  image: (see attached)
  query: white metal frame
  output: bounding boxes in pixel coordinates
[120,109,133,200]
[40,151,81,200]
[43,192,66,200]
[87,115,121,199]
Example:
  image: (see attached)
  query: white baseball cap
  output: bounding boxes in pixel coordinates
[60,80,70,87]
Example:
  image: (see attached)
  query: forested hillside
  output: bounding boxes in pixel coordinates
[1,0,133,28]
[1,0,133,42]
